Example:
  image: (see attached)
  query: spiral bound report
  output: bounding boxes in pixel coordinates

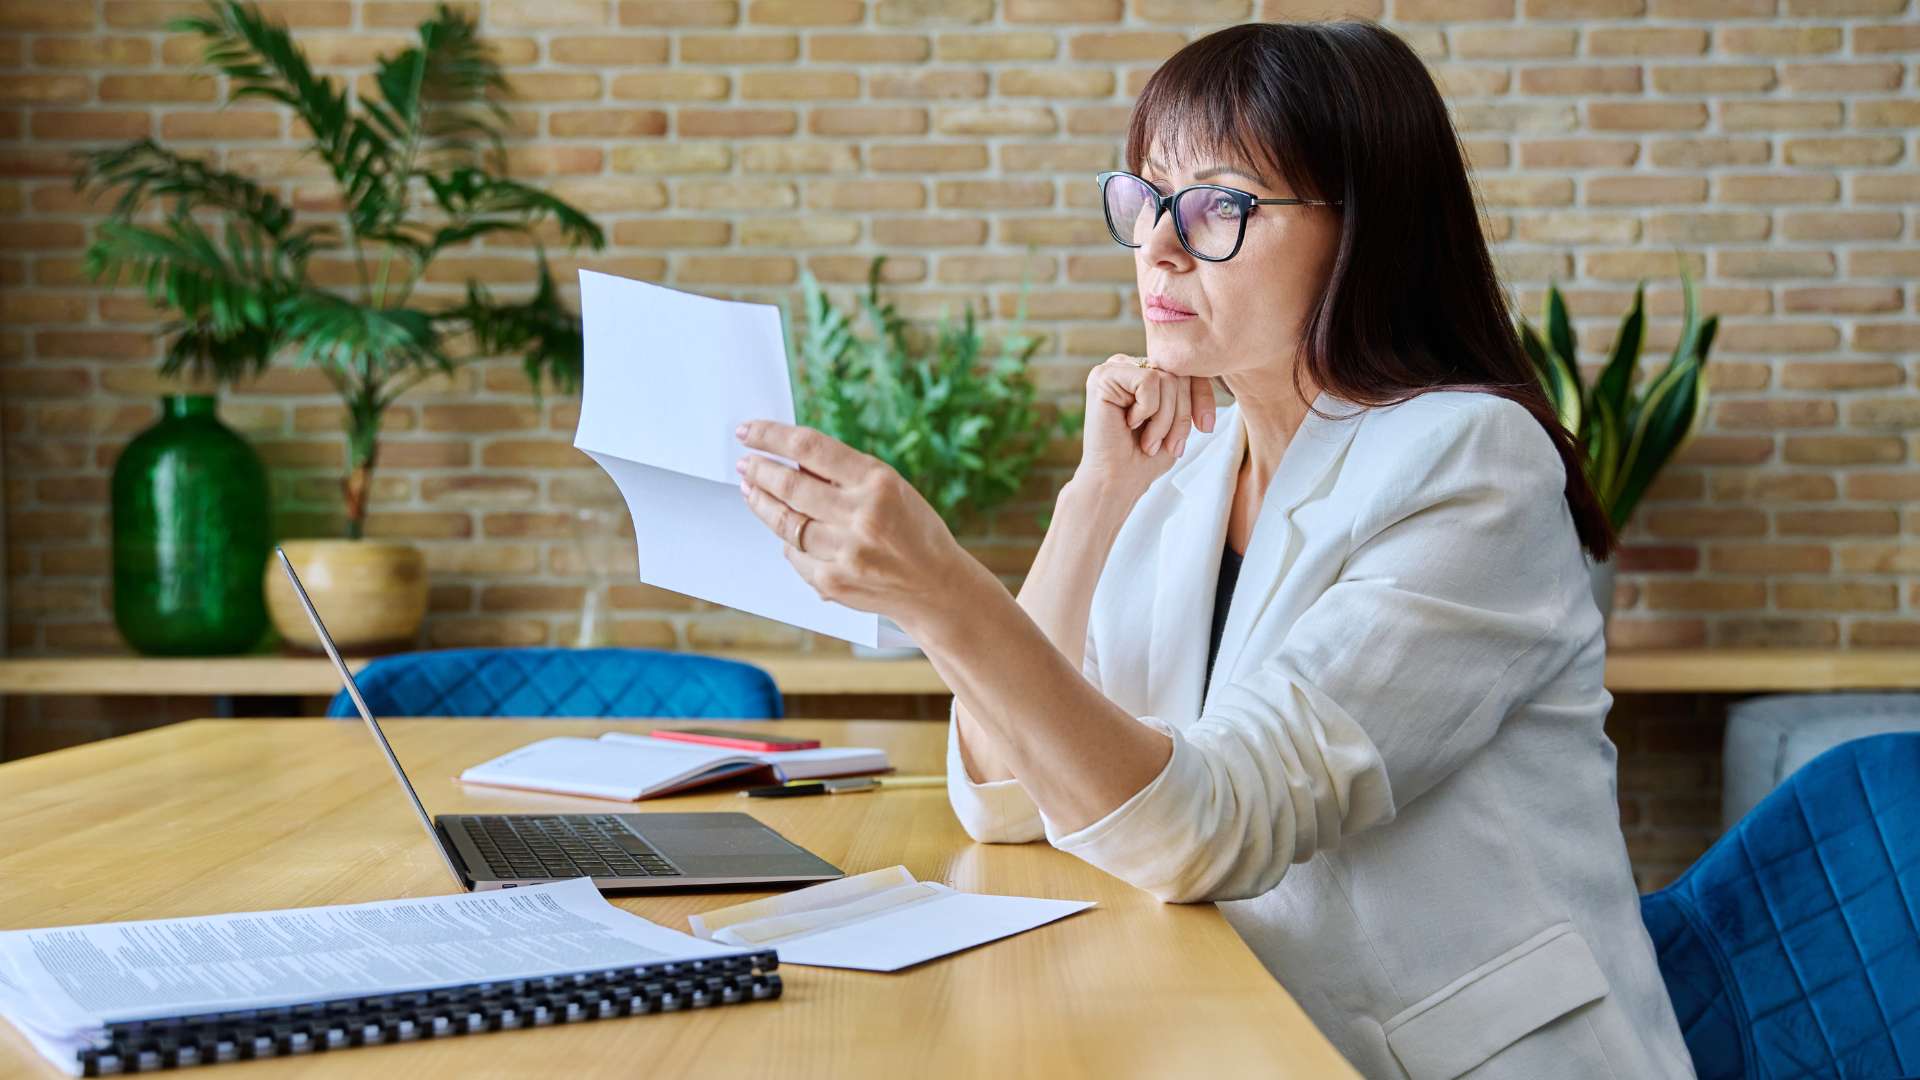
[76,950,781,1076]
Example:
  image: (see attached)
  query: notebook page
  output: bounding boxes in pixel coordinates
[457,736,758,799]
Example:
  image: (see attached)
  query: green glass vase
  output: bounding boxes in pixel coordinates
[111,395,272,655]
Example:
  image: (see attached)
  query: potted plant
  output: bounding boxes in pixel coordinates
[1518,269,1717,623]
[78,1,604,653]
[792,255,1082,656]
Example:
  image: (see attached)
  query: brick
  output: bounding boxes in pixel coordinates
[1852,250,1920,278]
[1784,137,1903,167]
[1400,0,1512,16]
[1586,175,1706,204]
[1717,174,1838,204]
[1849,398,1920,430]
[872,217,988,246]
[1516,213,1640,243]
[999,69,1115,98]
[33,37,150,65]
[741,143,860,173]
[1713,399,1836,429]
[549,35,671,63]
[1526,0,1644,12]
[611,73,729,100]
[805,179,925,211]
[1432,65,1512,96]
[1001,142,1113,172]
[1721,27,1842,55]
[1779,509,1901,536]
[1650,64,1775,94]
[1846,474,1920,502]
[1783,63,1904,92]
[742,71,860,100]
[1589,102,1708,131]
[936,179,1054,209]
[1722,100,1842,131]
[1781,362,1904,390]
[937,254,1056,284]
[806,254,927,283]
[1065,104,1133,135]
[1783,435,1905,464]
[1587,27,1707,56]
[677,255,796,284]
[1520,139,1639,168]
[674,179,796,210]
[1649,0,1775,12]
[1708,544,1831,574]
[1519,65,1642,94]
[739,219,861,246]
[1006,0,1123,18]
[610,144,731,173]
[1782,211,1902,242]
[1645,212,1770,243]
[747,0,863,22]
[161,110,283,140]
[1777,583,1898,612]
[491,0,609,24]
[0,4,95,28]
[551,109,668,137]
[677,108,798,137]
[1853,324,1920,352]
[1857,99,1920,129]
[618,0,738,23]
[427,618,547,647]
[1137,0,1251,15]
[1644,580,1768,610]
[809,107,928,136]
[1068,32,1187,62]
[0,75,91,105]
[1584,250,1706,280]
[808,34,928,62]
[1649,137,1770,167]
[935,106,1057,136]
[1853,25,1920,53]
[1717,250,1836,279]
[1783,287,1903,315]
[1451,27,1577,58]
[936,33,1058,61]
[870,143,989,172]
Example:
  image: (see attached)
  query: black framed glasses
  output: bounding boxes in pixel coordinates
[1096,170,1342,263]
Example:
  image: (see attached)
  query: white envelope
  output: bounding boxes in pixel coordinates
[573,269,915,649]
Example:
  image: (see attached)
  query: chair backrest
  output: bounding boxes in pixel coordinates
[1641,732,1920,1080]
[326,647,783,720]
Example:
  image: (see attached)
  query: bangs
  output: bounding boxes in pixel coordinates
[1123,35,1324,200]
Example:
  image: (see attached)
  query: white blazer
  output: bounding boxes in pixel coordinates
[946,391,1695,1080]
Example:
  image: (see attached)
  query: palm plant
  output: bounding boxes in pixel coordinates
[1519,270,1717,534]
[77,1,604,538]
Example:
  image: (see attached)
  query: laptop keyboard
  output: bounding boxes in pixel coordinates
[467,815,681,880]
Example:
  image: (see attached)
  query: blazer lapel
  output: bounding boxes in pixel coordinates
[1143,406,1243,721]
[1136,386,1367,714]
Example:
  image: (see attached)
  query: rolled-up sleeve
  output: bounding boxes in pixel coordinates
[1047,402,1573,903]
[945,625,1105,844]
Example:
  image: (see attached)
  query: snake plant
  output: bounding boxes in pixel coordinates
[76,1,604,538]
[1519,270,1717,533]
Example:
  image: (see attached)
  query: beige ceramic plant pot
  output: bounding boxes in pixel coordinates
[265,539,427,654]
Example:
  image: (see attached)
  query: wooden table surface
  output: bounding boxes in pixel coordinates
[0,647,1912,700]
[0,718,1356,1079]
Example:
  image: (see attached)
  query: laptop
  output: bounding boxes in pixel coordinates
[277,547,845,893]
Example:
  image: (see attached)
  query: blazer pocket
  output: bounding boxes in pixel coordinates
[1382,923,1610,1080]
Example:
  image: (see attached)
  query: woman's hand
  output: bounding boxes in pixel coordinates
[734,420,980,626]
[1079,355,1217,494]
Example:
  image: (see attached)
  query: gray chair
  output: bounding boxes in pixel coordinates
[1721,691,1920,830]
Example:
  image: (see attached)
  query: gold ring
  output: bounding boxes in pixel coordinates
[1135,357,1154,369]
[793,515,811,553]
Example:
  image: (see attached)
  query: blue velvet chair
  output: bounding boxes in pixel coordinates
[1641,732,1920,1079]
[327,647,783,721]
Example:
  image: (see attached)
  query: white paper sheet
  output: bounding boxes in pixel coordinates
[457,733,888,801]
[574,269,913,649]
[688,866,1093,973]
[0,879,733,1034]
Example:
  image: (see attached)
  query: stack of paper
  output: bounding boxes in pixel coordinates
[0,880,743,1075]
[458,731,890,801]
[573,269,915,650]
[689,866,1095,972]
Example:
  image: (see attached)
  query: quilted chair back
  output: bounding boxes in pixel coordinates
[326,648,783,720]
[1641,732,1920,1080]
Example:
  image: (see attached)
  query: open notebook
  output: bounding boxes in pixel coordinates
[0,879,778,1076]
[457,732,890,802]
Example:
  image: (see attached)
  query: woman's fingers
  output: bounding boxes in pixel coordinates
[1125,370,1161,430]
[1140,380,1178,456]
[1169,381,1193,458]
[1191,376,1218,433]
[736,420,866,485]
[736,454,842,519]
[739,474,842,558]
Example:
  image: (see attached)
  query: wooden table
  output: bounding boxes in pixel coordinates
[0,718,1356,1078]
[0,648,1911,702]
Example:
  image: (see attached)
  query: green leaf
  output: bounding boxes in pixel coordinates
[1590,282,1643,421]
[1545,282,1577,374]
[1519,319,1583,439]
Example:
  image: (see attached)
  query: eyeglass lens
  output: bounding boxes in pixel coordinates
[1101,173,1246,260]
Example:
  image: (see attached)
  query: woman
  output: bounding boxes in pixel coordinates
[733,21,1692,1080]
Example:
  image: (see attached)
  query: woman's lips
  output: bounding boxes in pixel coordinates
[1145,303,1197,324]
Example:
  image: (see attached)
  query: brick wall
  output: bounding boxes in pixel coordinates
[0,2,1915,869]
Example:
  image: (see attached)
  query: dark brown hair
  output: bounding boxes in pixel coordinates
[1127,21,1615,561]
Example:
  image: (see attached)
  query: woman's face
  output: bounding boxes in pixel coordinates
[1129,139,1341,387]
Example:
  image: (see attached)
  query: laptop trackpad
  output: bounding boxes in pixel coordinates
[624,812,833,877]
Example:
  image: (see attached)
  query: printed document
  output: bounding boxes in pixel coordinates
[0,879,735,1073]
[573,269,914,649]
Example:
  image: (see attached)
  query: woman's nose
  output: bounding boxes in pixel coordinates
[1141,202,1191,268]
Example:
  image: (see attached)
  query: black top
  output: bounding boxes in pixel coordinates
[1204,540,1245,696]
